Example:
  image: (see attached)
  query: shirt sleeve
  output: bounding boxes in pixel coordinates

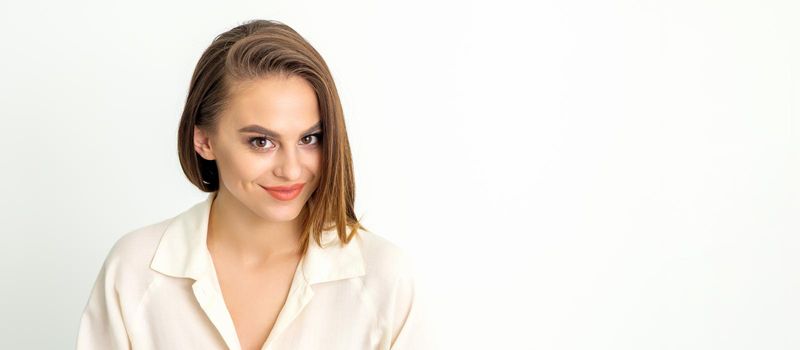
[388,253,439,349]
[76,247,132,350]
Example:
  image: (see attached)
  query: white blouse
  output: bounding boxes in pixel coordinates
[77,192,435,349]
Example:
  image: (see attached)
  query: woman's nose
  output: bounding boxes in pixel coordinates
[274,146,302,180]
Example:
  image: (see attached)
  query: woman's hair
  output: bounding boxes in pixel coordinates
[177,19,367,253]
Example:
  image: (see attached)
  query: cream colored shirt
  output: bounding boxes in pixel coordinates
[77,192,434,349]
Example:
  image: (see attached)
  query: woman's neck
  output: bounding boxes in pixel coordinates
[206,189,305,268]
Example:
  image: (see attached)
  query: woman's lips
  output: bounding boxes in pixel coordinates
[261,183,304,201]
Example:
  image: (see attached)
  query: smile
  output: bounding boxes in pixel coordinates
[260,183,304,201]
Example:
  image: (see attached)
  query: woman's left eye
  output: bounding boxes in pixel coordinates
[301,133,322,145]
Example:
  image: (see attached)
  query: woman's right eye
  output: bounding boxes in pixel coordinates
[248,137,275,151]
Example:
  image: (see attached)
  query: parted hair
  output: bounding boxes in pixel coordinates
[176,19,367,253]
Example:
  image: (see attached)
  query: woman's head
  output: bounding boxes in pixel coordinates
[177,19,366,251]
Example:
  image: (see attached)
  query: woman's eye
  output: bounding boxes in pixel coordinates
[249,137,275,151]
[301,133,322,145]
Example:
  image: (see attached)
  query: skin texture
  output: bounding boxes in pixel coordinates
[192,74,323,350]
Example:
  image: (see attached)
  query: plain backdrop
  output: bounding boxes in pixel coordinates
[1,0,799,349]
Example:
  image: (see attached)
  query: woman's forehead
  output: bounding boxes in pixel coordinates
[224,76,320,130]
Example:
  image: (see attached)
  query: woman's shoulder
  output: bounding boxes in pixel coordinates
[350,228,432,345]
[352,229,417,285]
[106,218,172,263]
[97,217,174,285]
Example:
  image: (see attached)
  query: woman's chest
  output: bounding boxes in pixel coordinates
[131,275,386,349]
[214,258,300,349]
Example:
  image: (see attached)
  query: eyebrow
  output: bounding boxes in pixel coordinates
[238,121,322,138]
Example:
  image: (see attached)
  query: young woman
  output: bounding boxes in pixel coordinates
[77,20,431,350]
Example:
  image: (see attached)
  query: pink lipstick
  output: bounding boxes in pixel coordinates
[261,183,305,201]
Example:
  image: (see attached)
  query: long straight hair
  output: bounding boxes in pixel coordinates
[176,19,367,253]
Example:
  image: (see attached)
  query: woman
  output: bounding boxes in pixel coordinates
[77,19,431,350]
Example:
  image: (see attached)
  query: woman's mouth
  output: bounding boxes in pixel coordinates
[261,183,305,201]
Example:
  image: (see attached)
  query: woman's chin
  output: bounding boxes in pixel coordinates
[258,205,304,222]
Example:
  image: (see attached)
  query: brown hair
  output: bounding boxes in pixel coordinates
[177,19,367,253]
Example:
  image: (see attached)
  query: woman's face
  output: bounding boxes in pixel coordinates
[194,74,323,223]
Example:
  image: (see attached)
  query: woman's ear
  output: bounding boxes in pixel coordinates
[194,126,216,161]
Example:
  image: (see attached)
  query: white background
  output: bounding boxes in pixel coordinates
[1,0,798,349]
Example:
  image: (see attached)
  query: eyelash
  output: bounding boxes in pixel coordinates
[247,132,323,152]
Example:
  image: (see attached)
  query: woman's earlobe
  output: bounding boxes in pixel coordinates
[193,127,216,161]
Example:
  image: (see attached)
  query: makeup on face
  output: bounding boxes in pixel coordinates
[239,122,323,152]
[260,183,305,201]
